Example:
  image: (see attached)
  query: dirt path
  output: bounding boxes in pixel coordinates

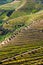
[15,0,27,11]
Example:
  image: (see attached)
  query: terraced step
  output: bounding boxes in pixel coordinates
[0,15,43,65]
[0,47,43,65]
[0,19,43,46]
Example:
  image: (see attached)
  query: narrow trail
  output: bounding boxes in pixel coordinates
[15,0,27,11]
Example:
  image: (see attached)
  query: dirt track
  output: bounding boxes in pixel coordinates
[16,0,26,11]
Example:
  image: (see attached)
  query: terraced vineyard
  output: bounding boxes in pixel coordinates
[0,14,43,65]
[0,0,43,65]
[0,47,43,65]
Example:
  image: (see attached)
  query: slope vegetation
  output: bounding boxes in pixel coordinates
[0,0,14,5]
[0,1,43,65]
[0,11,43,65]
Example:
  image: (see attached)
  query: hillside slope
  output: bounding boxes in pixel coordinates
[0,11,43,65]
[10,0,43,19]
[0,0,43,65]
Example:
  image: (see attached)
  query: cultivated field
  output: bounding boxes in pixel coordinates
[0,0,43,65]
